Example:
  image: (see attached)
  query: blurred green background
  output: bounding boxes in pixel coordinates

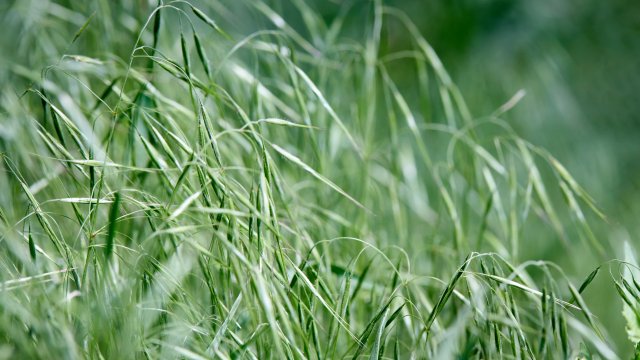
[1,0,638,355]
[305,0,640,351]
[380,0,640,351]
[309,0,640,244]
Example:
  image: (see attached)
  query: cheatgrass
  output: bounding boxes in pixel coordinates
[0,0,637,359]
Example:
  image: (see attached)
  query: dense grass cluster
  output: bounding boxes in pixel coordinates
[0,0,637,358]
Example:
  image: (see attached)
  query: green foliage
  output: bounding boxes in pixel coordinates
[0,0,632,358]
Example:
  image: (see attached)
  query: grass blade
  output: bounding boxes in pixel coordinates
[105,191,121,261]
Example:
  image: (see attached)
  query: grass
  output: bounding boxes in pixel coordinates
[0,0,637,358]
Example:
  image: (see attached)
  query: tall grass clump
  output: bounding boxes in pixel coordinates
[0,0,632,358]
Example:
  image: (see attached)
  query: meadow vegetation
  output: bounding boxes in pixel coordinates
[0,0,638,358]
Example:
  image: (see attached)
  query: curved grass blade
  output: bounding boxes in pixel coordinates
[271,144,365,209]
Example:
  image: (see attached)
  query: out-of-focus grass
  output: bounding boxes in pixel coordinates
[382,0,640,351]
[0,0,638,358]
[310,0,640,352]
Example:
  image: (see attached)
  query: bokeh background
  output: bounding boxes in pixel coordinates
[293,0,640,351]
[1,0,638,355]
